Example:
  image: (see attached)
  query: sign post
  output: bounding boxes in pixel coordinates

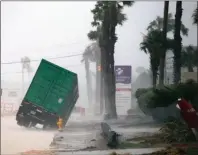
[115,66,132,115]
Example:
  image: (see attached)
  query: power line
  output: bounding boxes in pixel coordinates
[1,64,83,75]
[1,53,83,65]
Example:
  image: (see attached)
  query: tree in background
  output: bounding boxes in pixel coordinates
[135,66,146,74]
[21,57,32,95]
[181,45,198,72]
[140,31,161,88]
[141,5,189,87]
[146,10,188,86]
[88,26,104,114]
[89,1,134,118]
[133,70,152,91]
[192,3,198,25]
[81,45,94,107]
[81,42,102,112]
[192,2,198,81]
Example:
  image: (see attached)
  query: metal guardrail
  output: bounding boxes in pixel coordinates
[100,122,120,148]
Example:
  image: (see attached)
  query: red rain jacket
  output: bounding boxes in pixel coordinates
[178,98,198,128]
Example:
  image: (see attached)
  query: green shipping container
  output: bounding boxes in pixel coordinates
[24,59,79,117]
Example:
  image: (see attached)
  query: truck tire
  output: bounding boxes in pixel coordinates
[23,120,32,128]
[31,122,36,127]
[23,122,30,128]
[17,120,23,126]
[43,124,49,130]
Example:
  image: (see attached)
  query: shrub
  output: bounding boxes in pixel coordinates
[137,90,155,115]
[135,88,151,99]
[142,147,187,155]
[159,117,196,143]
[135,81,198,109]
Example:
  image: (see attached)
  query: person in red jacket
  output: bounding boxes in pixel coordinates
[177,98,198,140]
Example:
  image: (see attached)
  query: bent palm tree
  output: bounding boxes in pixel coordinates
[81,44,98,107]
[140,30,162,87]
[81,42,102,112]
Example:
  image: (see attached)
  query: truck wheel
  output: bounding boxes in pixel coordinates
[17,121,23,126]
[43,124,49,130]
[23,122,30,128]
[31,122,36,127]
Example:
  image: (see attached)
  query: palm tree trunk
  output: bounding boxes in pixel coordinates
[104,3,117,119]
[109,39,117,119]
[196,1,198,83]
[103,56,111,114]
[173,1,183,84]
[152,72,157,88]
[159,1,169,88]
[85,58,92,107]
[102,8,111,116]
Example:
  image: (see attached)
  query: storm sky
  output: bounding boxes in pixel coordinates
[1,1,197,106]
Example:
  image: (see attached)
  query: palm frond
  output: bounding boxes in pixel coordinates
[87,30,98,41]
[117,13,127,25]
[180,24,189,36]
[192,7,198,24]
[122,1,134,7]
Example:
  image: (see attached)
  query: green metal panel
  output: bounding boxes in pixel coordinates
[24,59,78,115]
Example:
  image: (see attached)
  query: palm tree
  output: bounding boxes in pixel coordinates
[21,56,32,95]
[192,2,198,81]
[88,26,105,114]
[140,30,161,87]
[192,3,198,25]
[147,13,188,35]
[147,9,188,86]
[181,45,197,72]
[81,45,95,107]
[81,42,103,113]
[158,1,169,88]
[89,1,134,118]
[173,1,183,84]
[140,28,176,87]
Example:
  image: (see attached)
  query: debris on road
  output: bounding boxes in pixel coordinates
[141,147,191,155]
[101,122,121,148]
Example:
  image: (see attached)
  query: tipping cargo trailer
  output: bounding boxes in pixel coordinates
[16,59,79,129]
